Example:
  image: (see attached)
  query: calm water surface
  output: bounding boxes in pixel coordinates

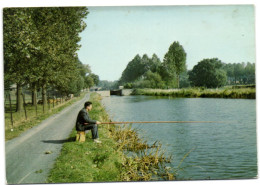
[102,96,257,180]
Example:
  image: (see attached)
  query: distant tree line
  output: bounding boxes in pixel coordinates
[116,41,255,90]
[4,7,99,112]
[188,59,255,88]
[98,80,118,90]
[222,62,255,85]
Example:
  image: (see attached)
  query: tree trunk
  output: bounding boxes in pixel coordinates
[9,93,14,128]
[31,83,37,105]
[47,93,50,110]
[42,83,47,113]
[16,84,23,112]
[22,93,27,120]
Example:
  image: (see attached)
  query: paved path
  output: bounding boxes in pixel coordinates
[5,93,90,184]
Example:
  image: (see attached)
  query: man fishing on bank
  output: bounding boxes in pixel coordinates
[76,101,102,143]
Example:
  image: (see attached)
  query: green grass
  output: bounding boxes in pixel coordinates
[5,92,87,140]
[132,87,256,99]
[47,129,125,183]
[47,93,125,183]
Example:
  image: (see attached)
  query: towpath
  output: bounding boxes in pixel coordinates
[5,93,90,184]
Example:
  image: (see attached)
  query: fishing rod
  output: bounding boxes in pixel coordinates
[101,121,218,124]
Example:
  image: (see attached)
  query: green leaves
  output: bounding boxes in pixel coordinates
[188,58,227,88]
[4,7,89,93]
[163,41,187,88]
[119,41,187,89]
[120,54,163,84]
[120,54,142,83]
[4,7,91,111]
[222,62,255,85]
[4,8,37,84]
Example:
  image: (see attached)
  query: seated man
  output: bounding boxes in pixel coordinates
[76,101,101,143]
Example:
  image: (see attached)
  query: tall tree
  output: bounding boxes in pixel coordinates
[30,7,88,110]
[89,74,100,86]
[244,62,255,84]
[4,8,38,112]
[233,63,244,84]
[189,58,227,88]
[119,54,162,85]
[4,7,88,112]
[223,63,235,84]
[84,76,95,89]
[119,54,143,83]
[150,54,162,73]
[158,62,177,88]
[163,41,186,88]
[179,71,190,88]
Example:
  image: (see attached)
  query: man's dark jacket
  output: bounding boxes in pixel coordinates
[76,108,97,131]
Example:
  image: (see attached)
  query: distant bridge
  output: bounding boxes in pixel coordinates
[110,89,133,96]
[96,89,133,96]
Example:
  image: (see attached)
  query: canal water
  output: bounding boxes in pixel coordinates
[102,95,257,180]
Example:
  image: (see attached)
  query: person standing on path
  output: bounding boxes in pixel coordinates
[75,101,102,143]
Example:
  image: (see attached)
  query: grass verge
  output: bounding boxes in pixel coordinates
[47,93,178,183]
[47,93,125,182]
[5,92,87,141]
[132,87,255,99]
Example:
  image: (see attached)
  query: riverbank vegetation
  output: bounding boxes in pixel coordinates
[132,87,255,99]
[47,93,179,183]
[111,41,255,90]
[5,92,87,141]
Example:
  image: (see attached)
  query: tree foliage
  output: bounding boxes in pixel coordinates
[3,7,94,111]
[119,55,143,83]
[119,53,164,84]
[118,42,187,89]
[98,80,118,90]
[188,58,227,88]
[89,73,100,86]
[179,71,190,88]
[4,8,42,111]
[163,41,187,88]
[222,62,255,85]
[143,71,165,88]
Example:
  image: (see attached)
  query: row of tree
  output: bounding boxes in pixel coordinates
[98,80,118,90]
[119,41,187,89]
[223,62,255,85]
[117,41,255,89]
[4,7,99,112]
[189,60,255,87]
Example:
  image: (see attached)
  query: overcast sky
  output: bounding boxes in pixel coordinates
[77,5,255,81]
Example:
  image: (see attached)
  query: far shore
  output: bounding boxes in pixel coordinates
[130,87,255,99]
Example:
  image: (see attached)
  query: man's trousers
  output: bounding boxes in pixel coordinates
[83,124,99,139]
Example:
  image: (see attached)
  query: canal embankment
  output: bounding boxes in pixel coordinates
[47,93,177,183]
[131,87,255,99]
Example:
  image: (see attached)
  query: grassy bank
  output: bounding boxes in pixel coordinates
[5,92,87,141]
[47,93,177,183]
[132,87,256,99]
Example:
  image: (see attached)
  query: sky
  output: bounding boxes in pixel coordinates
[77,5,256,81]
